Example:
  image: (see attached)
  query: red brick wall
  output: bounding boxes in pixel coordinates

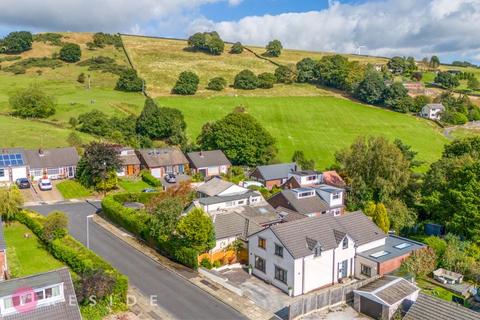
[265,179,282,190]
[378,253,412,275]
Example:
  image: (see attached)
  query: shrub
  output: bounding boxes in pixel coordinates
[172,71,200,95]
[173,246,199,270]
[141,170,162,187]
[0,55,21,63]
[200,257,213,269]
[230,42,243,54]
[187,31,224,55]
[257,72,276,89]
[3,57,62,74]
[59,43,82,63]
[207,77,227,91]
[234,69,259,90]
[115,69,143,92]
[33,33,63,46]
[10,85,56,118]
[91,32,122,48]
[1,31,33,54]
[275,65,296,84]
[213,260,222,268]
[77,56,128,75]
[43,211,68,241]
[442,111,468,125]
[435,72,460,89]
[265,39,283,57]
[77,72,86,83]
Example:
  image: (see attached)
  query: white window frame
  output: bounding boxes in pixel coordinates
[0,283,64,316]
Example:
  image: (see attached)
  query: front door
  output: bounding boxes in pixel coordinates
[127,165,134,176]
[68,166,74,178]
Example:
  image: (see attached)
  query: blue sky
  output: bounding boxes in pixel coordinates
[0,0,479,63]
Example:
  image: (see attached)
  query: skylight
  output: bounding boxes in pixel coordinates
[394,242,412,250]
[370,251,390,258]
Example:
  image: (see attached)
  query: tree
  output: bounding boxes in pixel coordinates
[0,187,23,222]
[429,55,440,69]
[382,82,409,111]
[67,131,83,149]
[274,65,296,84]
[0,31,33,54]
[291,150,315,170]
[172,71,199,95]
[315,55,350,90]
[434,72,459,89]
[206,77,227,91]
[77,73,86,83]
[354,70,386,105]
[43,211,68,241]
[115,69,143,92]
[148,197,184,242]
[197,112,277,166]
[187,31,224,55]
[59,43,81,62]
[412,95,432,113]
[385,199,416,234]
[372,203,390,233]
[265,40,283,57]
[257,72,276,89]
[136,98,187,145]
[76,269,116,304]
[233,69,259,90]
[9,85,56,118]
[176,208,215,252]
[296,57,317,83]
[387,56,407,75]
[468,77,480,91]
[77,110,111,136]
[76,142,121,189]
[335,136,411,207]
[401,247,437,277]
[230,42,243,54]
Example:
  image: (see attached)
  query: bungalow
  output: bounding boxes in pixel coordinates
[116,147,141,177]
[420,103,445,120]
[24,147,79,181]
[404,293,480,320]
[250,163,298,190]
[187,150,231,177]
[0,148,28,186]
[137,147,189,178]
[248,211,387,296]
[283,170,346,190]
[0,267,81,319]
[268,185,345,217]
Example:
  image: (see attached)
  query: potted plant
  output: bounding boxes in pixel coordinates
[288,287,293,297]
[248,264,253,275]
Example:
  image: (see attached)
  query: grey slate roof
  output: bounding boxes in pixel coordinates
[267,211,385,258]
[187,150,231,169]
[355,276,419,306]
[137,147,188,168]
[232,204,283,226]
[197,178,236,197]
[271,189,331,214]
[423,103,445,111]
[2,268,82,320]
[198,190,260,205]
[213,212,262,240]
[253,163,297,181]
[24,147,79,169]
[358,235,425,263]
[404,293,479,320]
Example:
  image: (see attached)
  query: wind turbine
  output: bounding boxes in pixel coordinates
[354,43,367,55]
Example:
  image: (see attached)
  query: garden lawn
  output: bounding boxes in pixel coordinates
[56,180,93,199]
[415,277,469,306]
[4,222,64,277]
[158,96,448,171]
[118,178,153,193]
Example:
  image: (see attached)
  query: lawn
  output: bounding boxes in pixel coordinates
[4,222,64,277]
[56,180,93,199]
[158,95,448,170]
[415,277,469,306]
[118,178,154,193]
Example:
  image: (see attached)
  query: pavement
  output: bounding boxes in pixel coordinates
[300,304,369,320]
[25,201,247,320]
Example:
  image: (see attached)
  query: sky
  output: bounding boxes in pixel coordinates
[0,0,479,63]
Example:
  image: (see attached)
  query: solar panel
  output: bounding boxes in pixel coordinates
[0,153,24,167]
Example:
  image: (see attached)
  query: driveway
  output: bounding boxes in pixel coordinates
[160,174,191,189]
[30,181,64,202]
[25,201,245,320]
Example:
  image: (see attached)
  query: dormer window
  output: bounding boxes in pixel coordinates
[294,188,316,199]
[342,237,348,249]
[314,246,322,257]
[332,193,340,200]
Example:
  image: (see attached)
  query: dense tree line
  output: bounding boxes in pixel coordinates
[0,31,33,54]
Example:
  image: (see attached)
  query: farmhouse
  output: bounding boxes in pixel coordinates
[0,148,28,186]
[268,185,345,217]
[24,147,79,181]
[116,147,141,177]
[250,163,298,189]
[420,103,445,120]
[137,147,189,178]
[187,150,231,177]
[0,268,81,319]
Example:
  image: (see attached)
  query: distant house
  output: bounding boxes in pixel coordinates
[0,148,28,186]
[286,170,322,187]
[404,293,480,320]
[321,171,346,188]
[24,147,79,181]
[116,147,141,177]
[283,170,346,189]
[268,185,345,217]
[420,103,445,120]
[250,163,298,190]
[137,147,189,178]
[354,276,419,320]
[0,267,82,319]
[187,150,231,177]
[403,81,425,95]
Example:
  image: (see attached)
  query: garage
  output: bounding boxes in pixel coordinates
[151,168,162,178]
[360,296,382,319]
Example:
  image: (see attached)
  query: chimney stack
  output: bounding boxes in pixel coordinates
[38,148,44,156]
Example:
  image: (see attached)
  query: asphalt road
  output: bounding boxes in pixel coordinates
[26,201,245,320]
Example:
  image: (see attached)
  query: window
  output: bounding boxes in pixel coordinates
[314,247,321,257]
[255,255,266,272]
[258,237,266,249]
[47,168,60,175]
[225,201,234,207]
[361,264,372,277]
[342,237,348,249]
[298,191,315,198]
[306,175,316,181]
[35,291,44,301]
[394,242,412,250]
[0,168,4,177]
[332,193,340,200]
[274,266,287,284]
[274,244,283,257]
[370,251,390,258]
[45,288,53,298]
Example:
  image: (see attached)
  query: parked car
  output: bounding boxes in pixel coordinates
[15,178,31,189]
[142,188,157,193]
[38,178,53,191]
[164,173,176,183]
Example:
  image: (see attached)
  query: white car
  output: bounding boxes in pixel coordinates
[38,178,53,191]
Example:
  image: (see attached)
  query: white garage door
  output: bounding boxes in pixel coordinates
[208,166,219,175]
[151,168,161,178]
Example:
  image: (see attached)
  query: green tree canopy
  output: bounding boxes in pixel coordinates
[354,70,386,105]
[291,150,315,170]
[172,71,200,95]
[176,208,215,252]
[0,31,33,54]
[206,77,227,91]
[187,31,224,55]
[265,39,283,57]
[9,85,56,118]
[115,69,143,92]
[43,211,68,241]
[76,142,121,189]
[401,247,437,277]
[435,72,460,89]
[0,187,23,222]
[197,111,277,166]
[148,197,184,243]
[429,55,440,69]
[382,82,409,109]
[372,203,390,233]
[59,43,81,62]
[296,57,317,83]
[274,65,296,84]
[233,69,259,90]
[257,72,276,89]
[230,42,243,54]
[385,199,416,234]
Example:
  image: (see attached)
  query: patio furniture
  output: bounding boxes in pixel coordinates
[433,268,463,285]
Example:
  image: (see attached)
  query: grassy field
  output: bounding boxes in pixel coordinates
[5,222,64,277]
[118,178,154,193]
[56,180,93,199]
[158,96,447,170]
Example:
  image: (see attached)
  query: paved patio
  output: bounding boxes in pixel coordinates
[300,304,369,320]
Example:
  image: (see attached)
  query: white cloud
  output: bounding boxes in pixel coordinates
[191,0,480,62]
[228,0,243,6]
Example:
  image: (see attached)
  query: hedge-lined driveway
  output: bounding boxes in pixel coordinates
[26,201,245,320]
